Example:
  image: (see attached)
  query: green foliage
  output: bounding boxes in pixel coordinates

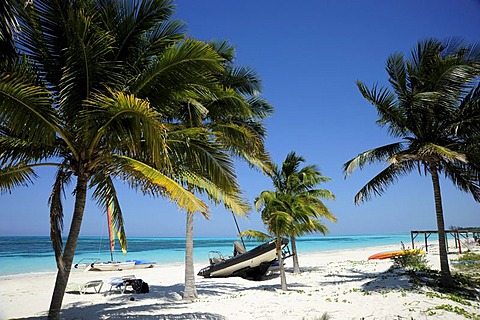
[343,38,480,286]
[452,253,480,281]
[1,0,274,314]
[456,252,480,263]
[391,244,429,271]
[432,304,473,318]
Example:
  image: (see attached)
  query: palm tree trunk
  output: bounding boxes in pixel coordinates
[430,166,453,287]
[183,211,198,300]
[277,238,288,290]
[48,174,88,320]
[290,236,300,274]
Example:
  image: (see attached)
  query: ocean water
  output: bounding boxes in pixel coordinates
[0,234,414,276]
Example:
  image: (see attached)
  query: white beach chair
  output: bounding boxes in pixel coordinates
[108,275,136,293]
[67,280,104,294]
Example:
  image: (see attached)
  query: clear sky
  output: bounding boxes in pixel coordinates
[1,0,479,238]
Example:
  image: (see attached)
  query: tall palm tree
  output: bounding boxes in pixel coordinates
[271,152,336,273]
[0,1,234,318]
[159,40,273,300]
[343,38,480,287]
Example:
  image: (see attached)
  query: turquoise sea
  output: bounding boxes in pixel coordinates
[0,234,414,276]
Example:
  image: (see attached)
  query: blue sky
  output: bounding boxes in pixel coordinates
[1,0,479,238]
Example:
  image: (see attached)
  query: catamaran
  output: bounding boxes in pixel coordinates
[75,201,155,271]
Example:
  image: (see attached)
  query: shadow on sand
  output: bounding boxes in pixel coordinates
[16,275,289,320]
[17,282,228,320]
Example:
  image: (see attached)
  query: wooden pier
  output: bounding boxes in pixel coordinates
[411,228,480,254]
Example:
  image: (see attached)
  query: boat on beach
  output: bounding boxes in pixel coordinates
[74,201,156,272]
[89,260,136,271]
[197,238,289,280]
[88,259,155,271]
[75,258,155,271]
[368,249,425,260]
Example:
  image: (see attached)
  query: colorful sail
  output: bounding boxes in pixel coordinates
[106,200,115,256]
[106,199,127,255]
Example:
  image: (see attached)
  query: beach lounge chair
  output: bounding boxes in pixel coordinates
[67,280,104,294]
[108,275,136,293]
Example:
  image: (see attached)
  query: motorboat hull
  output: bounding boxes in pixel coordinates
[197,238,289,280]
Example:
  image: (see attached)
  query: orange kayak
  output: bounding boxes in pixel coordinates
[368,249,425,260]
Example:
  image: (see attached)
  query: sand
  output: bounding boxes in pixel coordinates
[1,242,479,320]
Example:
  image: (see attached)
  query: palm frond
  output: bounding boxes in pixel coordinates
[222,66,262,96]
[0,0,19,62]
[48,168,71,270]
[451,84,480,137]
[254,190,277,212]
[208,40,235,62]
[343,142,405,177]
[206,87,253,119]
[0,72,60,146]
[265,208,295,236]
[304,197,337,222]
[357,81,409,138]
[82,90,168,165]
[442,160,480,202]
[304,188,335,201]
[112,155,209,215]
[90,173,128,253]
[212,122,271,172]
[131,38,224,102]
[16,0,70,85]
[354,161,416,204]
[239,230,271,242]
[58,7,124,118]
[109,0,176,59]
[180,170,250,216]
[166,127,239,193]
[0,133,59,165]
[418,143,467,163]
[247,96,274,119]
[290,219,330,237]
[386,52,408,97]
[0,161,37,194]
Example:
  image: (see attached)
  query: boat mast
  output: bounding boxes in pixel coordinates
[231,213,246,249]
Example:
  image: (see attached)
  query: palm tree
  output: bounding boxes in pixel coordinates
[243,192,295,290]
[271,152,336,273]
[343,38,480,287]
[0,1,234,318]
[159,40,273,300]
[164,127,251,300]
[242,152,336,289]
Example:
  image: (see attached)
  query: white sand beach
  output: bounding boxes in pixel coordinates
[1,243,479,320]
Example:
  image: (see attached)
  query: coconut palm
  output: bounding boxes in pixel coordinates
[271,152,336,273]
[242,152,336,289]
[0,0,238,318]
[242,192,295,290]
[159,40,273,299]
[343,38,480,287]
[164,126,252,300]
